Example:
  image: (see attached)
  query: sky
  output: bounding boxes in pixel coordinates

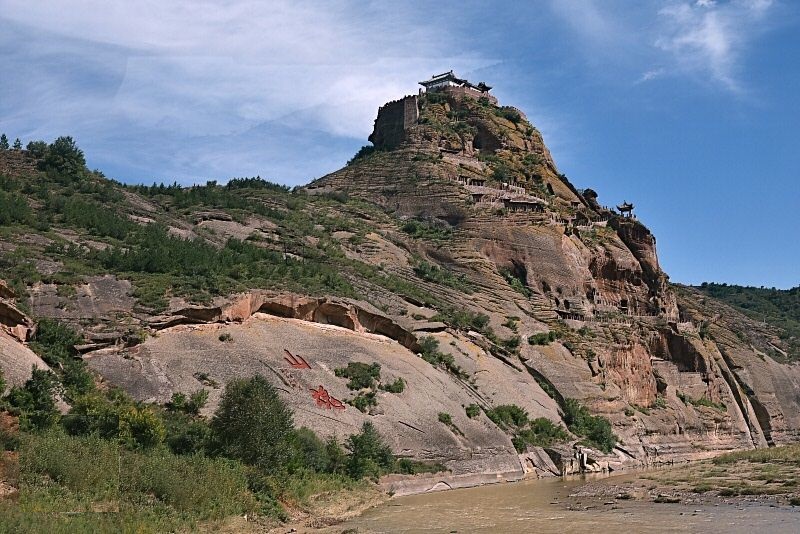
[0,0,798,288]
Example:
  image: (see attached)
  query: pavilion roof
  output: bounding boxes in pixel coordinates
[419,70,492,92]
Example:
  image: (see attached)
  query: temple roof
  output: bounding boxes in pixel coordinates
[617,202,634,211]
[419,70,492,92]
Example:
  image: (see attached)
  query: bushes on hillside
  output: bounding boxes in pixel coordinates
[345,421,394,480]
[335,362,381,390]
[0,319,445,528]
[485,404,569,452]
[5,367,61,430]
[0,190,31,225]
[562,398,616,453]
[417,336,468,379]
[209,375,294,470]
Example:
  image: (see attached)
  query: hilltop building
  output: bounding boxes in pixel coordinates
[617,201,634,217]
[419,70,498,104]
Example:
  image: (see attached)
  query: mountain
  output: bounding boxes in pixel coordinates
[1,78,799,492]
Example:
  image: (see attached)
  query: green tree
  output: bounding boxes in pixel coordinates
[119,405,166,449]
[167,389,208,415]
[210,375,294,470]
[345,421,394,480]
[6,367,61,430]
[25,140,48,158]
[40,136,86,181]
[12,138,21,150]
[0,134,8,150]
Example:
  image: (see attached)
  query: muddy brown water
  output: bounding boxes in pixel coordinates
[335,472,799,533]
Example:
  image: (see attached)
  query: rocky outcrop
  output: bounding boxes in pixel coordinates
[148,292,420,352]
[7,85,799,489]
[0,280,32,342]
[0,280,50,392]
[86,312,562,478]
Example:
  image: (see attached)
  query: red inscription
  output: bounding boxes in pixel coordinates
[310,385,345,410]
[284,349,311,369]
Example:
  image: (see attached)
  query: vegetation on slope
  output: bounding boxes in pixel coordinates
[695,282,800,360]
[0,319,443,531]
[0,137,452,312]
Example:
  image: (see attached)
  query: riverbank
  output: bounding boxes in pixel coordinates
[565,444,800,509]
[199,445,800,532]
[322,446,800,533]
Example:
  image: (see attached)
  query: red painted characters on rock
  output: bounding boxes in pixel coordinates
[283,349,311,369]
[309,385,345,410]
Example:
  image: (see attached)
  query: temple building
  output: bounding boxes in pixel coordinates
[617,201,634,217]
[419,70,497,104]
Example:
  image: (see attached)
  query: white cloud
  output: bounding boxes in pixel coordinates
[636,67,666,83]
[0,0,496,183]
[548,0,776,94]
[655,1,775,93]
[1,1,435,138]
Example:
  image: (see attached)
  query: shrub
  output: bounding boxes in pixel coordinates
[511,418,570,452]
[528,331,559,345]
[6,367,61,430]
[30,318,82,366]
[347,145,382,166]
[218,332,233,342]
[287,427,331,473]
[210,376,294,470]
[562,398,616,453]
[346,422,394,480]
[486,405,569,452]
[380,377,405,393]
[432,308,490,333]
[61,391,124,439]
[119,405,166,449]
[499,335,521,352]
[417,336,468,379]
[163,411,211,456]
[335,362,381,390]
[401,219,453,240]
[495,107,522,123]
[438,412,452,425]
[40,136,87,181]
[465,404,481,418]
[413,261,472,292]
[485,404,529,429]
[167,389,208,415]
[0,190,31,225]
[348,390,377,413]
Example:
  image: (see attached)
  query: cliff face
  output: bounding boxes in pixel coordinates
[301,88,796,468]
[1,85,798,489]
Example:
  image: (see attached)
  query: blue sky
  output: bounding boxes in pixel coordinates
[0,1,797,288]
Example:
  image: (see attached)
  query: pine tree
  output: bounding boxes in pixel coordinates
[12,138,21,150]
[0,134,8,150]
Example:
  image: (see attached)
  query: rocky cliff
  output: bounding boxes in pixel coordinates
[0,84,798,490]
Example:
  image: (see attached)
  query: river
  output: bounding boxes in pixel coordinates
[333,472,799,533]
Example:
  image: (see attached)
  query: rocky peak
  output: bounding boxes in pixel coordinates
[308,83,676,323]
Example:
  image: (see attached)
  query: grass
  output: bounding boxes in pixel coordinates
[1,429,257,532]
[636,443,800,503]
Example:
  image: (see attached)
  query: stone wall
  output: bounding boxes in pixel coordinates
[368,95,419,149]
[442,86,498,105]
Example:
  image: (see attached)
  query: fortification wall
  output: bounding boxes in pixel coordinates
[444,86,498,104]
[368,95,418,149]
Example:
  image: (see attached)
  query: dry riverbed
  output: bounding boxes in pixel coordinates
[566,444,800,509]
